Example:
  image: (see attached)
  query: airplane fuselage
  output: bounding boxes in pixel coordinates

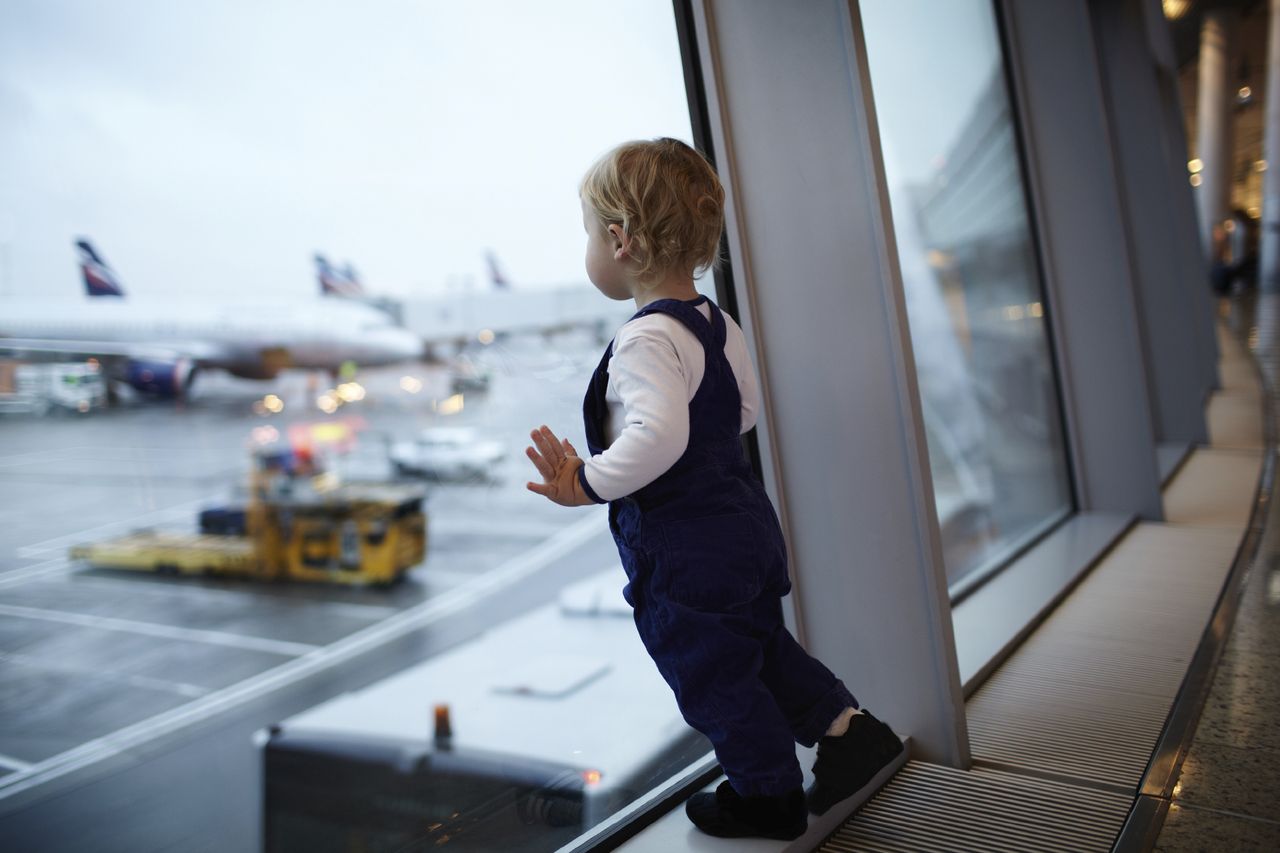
[0,298,423,377]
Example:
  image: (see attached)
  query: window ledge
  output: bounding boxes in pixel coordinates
[952,511,1133,696]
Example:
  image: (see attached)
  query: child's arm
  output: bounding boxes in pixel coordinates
[576,324,690,502]
[525,425,595,507]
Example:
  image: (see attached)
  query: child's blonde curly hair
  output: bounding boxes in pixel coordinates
[580,138,725,284]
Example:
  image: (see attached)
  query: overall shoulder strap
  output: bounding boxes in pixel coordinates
[631,296,716,349]
[705,298,727,350]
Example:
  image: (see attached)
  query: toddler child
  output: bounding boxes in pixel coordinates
[525,137,903,840]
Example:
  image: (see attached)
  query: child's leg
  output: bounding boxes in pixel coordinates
[752,596,905,815]
[755,597,859,746]
[635,598,803,797]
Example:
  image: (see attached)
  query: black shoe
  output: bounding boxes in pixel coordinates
[806,710,904,815]
[685,780,808,840]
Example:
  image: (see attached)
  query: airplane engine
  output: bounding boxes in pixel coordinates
[124,358,195,397]
[226,365,281,380]
[226,347,289,380]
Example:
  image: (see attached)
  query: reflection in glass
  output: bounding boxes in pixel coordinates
[861,0,1073,592]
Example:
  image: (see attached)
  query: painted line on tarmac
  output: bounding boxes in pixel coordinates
[0,446,221,469]
[0,509,607,805]
[15,496,214,558]
[0,447,95,469]
[65,575,401,620]
[0,557,71,589]
[0,604,319,657]
[0,651,211,700]
[0,754,32,772]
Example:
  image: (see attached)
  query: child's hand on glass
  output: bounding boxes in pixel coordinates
[526,425,593,507]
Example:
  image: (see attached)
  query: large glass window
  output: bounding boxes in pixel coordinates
[0,2,706,850]
[860,0,1074,594]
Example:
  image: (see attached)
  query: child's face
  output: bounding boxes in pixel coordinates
[582,200,633,301]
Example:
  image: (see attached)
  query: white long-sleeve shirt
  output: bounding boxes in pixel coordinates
[580,301,759,502]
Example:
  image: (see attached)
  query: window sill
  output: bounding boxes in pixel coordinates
[951,511,1134,696]
[582,738,911,853]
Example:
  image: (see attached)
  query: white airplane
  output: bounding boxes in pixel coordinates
[315,249,631,351]
[0,239,424,397]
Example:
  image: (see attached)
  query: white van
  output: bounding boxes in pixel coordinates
[0,360,106,415]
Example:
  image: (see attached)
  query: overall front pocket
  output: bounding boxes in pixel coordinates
[657,513,765,611]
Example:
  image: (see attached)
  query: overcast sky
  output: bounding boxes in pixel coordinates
[0,0,691,301]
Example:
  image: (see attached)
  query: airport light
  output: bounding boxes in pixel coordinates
[400,375,423,394]
[335,382,365,403]
[433,704,453,745]
[435,393,464,416]
[263,394,284,413]
[317,393,339,414]
[477,328,496,345]
[1187,158,1202,173]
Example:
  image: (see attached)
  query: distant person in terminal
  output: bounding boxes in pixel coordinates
[524,138,904,840]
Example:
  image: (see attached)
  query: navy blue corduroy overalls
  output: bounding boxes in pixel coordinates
[581,295,857,797]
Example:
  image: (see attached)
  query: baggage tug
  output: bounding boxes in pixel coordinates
[70,446,427,586]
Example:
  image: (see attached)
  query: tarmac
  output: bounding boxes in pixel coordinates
[0,329,621,851]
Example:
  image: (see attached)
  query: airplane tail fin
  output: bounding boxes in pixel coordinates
[484,250,511,289]
[76,238,126,297]
[315,252,364,298]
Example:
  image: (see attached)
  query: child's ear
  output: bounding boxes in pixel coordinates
[607,224,630,260]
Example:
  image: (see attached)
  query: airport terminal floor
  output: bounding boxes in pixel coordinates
[1150,295,1280,852]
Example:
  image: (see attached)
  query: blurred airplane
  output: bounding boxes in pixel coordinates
[314,250,512,300]
[79,240,126,297]
[315,253,364,298]
[314,253,404,324]
[484,249,511,289]
[314,249,630,355]
[0,239,423,397]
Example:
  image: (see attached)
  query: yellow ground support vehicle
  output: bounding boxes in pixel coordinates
[70,448,427,586]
